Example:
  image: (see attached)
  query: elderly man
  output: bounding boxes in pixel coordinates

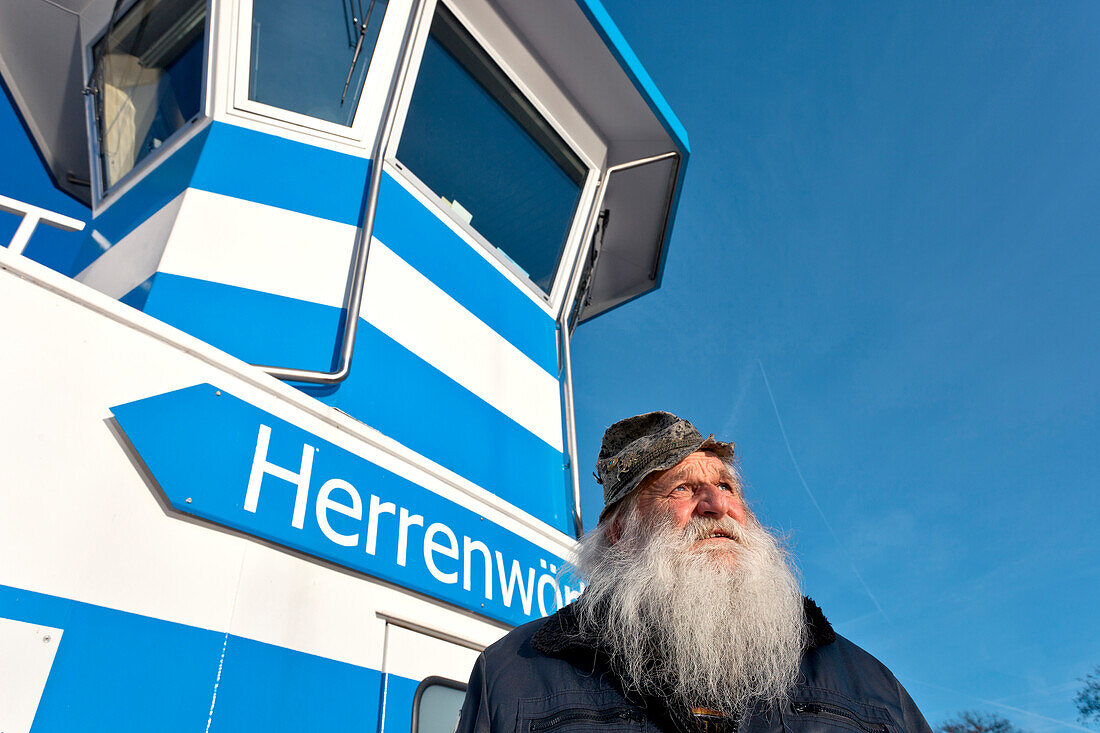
[457,411,931,733]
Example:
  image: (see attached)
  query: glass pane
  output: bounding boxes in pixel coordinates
[416,684,466,733]
[93,0,206,189]
[248,0,387,126]
[396,7,586,294]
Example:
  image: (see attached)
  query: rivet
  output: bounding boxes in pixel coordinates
[186,497,193,504]
[215,390,221,396]
[42,635,51,643]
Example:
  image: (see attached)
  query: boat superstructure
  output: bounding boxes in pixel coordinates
[0,0,688,729]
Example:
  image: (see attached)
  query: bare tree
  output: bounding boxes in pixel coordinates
[1077,666,1100,727]
[936,711,1023,733]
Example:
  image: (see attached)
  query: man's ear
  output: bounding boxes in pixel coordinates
[606,517,622,544]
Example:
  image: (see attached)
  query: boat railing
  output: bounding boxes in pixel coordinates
[0,194,85,256]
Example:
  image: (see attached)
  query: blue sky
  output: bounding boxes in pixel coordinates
[2,2,1097,731]
[571,1,1099,731]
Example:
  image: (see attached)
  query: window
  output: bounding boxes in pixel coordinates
[247,0,387,126]
[412,677,467,733]
[396,6,587,295]
[91,0,206,190]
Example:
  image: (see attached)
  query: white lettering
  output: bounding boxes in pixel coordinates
[463,537,493,600]
[495,551,535,615]
[424,523,459,584]
[537,572,563,616]
[315,479,362,547]
[244,424,314,530]
[365,494,396,555]
[397,508,424,566]
[563,584,584,605]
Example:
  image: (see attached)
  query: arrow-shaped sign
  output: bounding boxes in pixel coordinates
[111,384,576,626]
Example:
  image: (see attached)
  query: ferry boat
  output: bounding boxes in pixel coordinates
[0,0,689,729]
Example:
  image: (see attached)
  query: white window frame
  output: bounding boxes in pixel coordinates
[228,0,398,142]
[84,0,214,212]
[383,0,605,317]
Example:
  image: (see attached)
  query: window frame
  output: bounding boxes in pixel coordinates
[84,0,213,209]
[384,0,602,314]
[228,0,397,141]
[410,675,468,733]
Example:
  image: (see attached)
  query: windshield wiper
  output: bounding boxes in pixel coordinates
[341,0,378,104]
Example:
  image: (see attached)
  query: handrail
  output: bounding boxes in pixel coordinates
[558,150,681,538]
[0,195,86,256]
[252,0,428,385]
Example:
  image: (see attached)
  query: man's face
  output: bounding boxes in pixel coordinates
[631,450,748,554]
[579,450,806,713]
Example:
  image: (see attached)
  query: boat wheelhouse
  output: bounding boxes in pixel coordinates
[0,0,688,730]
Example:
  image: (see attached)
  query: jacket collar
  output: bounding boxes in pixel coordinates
[531,596,836,661]
[530,598,834,733]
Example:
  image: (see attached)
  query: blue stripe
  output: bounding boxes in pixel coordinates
[0,584,391,733]
[190,123,372,226]
[141,273,572,533]
[210,635,383,732]
[382,674,421,733]
[143,272,344,373]
[573,0,690,154]
[1,585,223,733]
[374,173,559,375]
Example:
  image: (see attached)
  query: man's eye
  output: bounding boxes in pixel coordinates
[718,483,733,492]
[671,485,690,494]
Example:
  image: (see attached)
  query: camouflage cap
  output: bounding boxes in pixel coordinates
[595,411,735,522]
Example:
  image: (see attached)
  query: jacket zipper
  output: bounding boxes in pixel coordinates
[791,702,889,733]
[530,708,638,731]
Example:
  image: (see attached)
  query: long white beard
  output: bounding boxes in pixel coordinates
[573,508,807,716]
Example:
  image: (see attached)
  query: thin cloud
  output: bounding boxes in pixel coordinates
[757,359,889,622]
[908,677,1094,733]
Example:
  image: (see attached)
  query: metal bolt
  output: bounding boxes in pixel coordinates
[42,635,50,643]
[186,497,192,504]
[215,390,221,396]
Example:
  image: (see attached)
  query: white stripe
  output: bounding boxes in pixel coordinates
[157,190,564,451]
[75,192,186,299]
[363,242,564,451]
[0,618,64,733]
[158,189,355,308]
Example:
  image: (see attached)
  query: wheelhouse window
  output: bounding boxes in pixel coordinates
[396,6,587,295]
[91,0,205,190]
[247,0,387,126]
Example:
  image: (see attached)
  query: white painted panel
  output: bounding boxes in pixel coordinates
[75,192,185,299]
[0,250,569,675]
[364,242,564,452]
[0,617,64,733]
[158,188,356,308]
[384,623,480,684]
[226,543,389,670]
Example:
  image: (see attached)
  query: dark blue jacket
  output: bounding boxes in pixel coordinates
[456,600,931,733]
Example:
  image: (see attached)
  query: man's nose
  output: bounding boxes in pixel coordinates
[694,486,743,522]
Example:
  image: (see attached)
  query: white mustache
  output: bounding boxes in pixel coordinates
[683,516,746,543]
